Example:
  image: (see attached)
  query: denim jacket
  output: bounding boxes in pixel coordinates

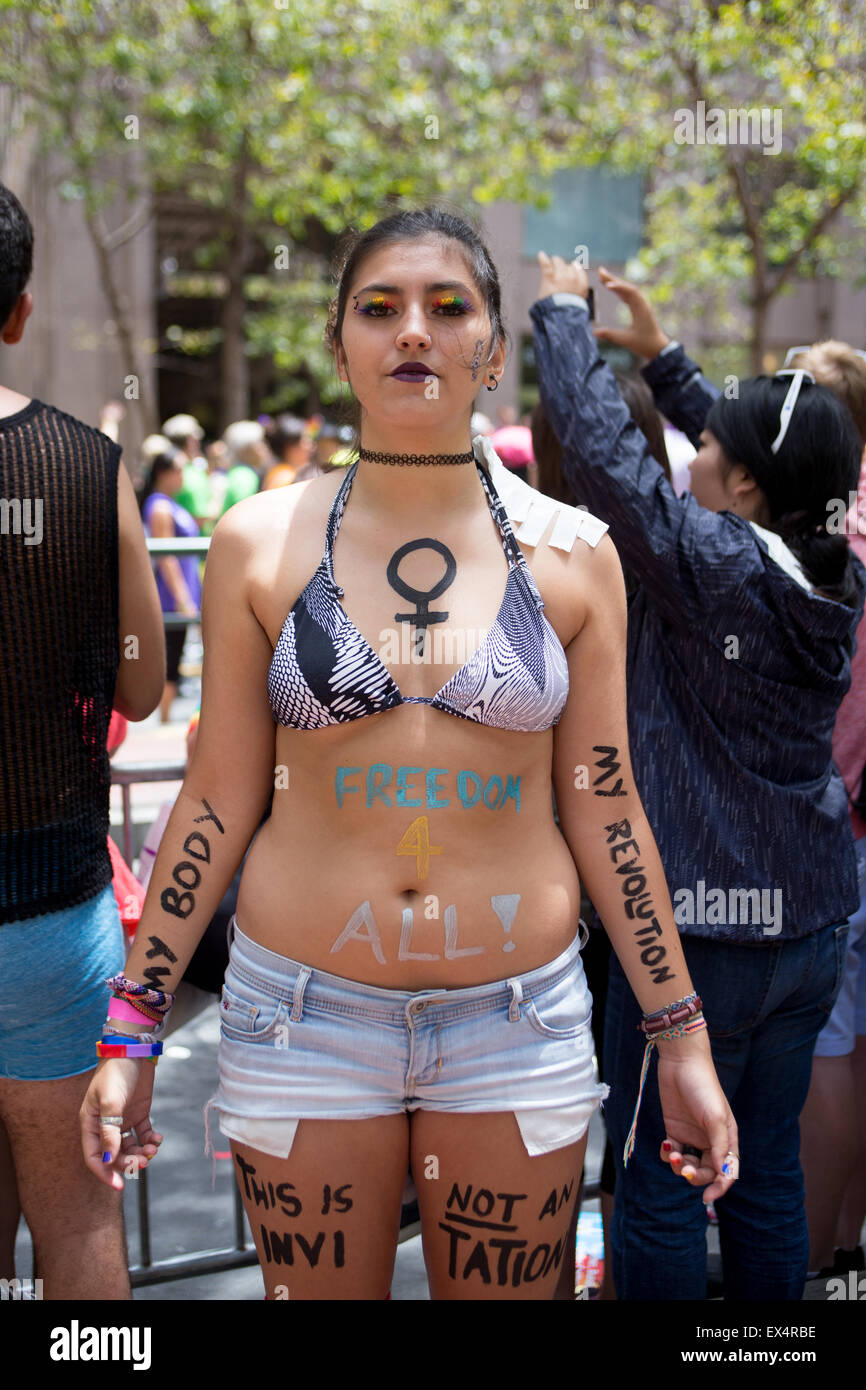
[530,293,866,942]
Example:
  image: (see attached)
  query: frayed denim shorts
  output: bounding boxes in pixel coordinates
[204,914,609,1161]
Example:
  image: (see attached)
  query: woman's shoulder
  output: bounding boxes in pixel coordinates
[211,472,347,608]
[217,470,343,532]
[142,492,174,527]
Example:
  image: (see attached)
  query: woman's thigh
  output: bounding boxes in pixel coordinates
[411,1110,587,1301]
[230,1113,409,1300]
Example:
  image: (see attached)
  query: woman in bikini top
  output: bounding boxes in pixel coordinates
[82,205,736,1302]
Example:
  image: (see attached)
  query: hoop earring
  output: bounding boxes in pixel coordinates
[486,376,499,392]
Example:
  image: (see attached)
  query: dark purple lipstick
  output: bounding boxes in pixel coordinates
[390,361,437,382]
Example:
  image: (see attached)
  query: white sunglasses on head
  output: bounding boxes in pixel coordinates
[770,369,816,455]
[783,344,866,367]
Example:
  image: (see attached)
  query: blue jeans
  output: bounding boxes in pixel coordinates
[603,919,849,1300]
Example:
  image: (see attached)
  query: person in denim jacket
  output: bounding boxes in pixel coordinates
[531,254,865,1301]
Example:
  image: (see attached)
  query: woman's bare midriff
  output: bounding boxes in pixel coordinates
[235,706,581,990]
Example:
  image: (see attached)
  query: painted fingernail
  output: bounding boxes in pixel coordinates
[662,1141,672,1152]
[102,1152,112,1163]
[683,1167,695,1182]
[722,1161,731,1176]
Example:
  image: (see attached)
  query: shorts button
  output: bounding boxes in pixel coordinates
[412,1000,427,1013]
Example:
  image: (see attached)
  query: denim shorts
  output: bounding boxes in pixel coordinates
[814,835,866,1056]
[204,914,609,1160]
[0,882,125,1080]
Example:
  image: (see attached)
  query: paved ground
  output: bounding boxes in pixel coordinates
[14,653,860,1300]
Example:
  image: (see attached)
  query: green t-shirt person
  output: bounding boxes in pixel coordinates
[176,463,214,533]
[220,464,260,515]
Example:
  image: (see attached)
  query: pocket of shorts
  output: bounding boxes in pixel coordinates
[219,981,287,1042]
[523,984,593,1041]
[815,921,850,1018]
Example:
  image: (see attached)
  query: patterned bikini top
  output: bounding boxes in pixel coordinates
[267,439,607,733]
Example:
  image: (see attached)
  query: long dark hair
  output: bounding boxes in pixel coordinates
[138,445,183,514]
[531,370,671,505]
[705,377,862,607]
[323,204,510,449]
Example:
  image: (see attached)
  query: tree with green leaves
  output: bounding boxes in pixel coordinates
[580,0,866,371]
[2,0,863,422]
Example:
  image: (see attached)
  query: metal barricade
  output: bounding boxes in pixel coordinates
[146,534,209,628]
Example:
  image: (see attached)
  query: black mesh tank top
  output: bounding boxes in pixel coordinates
[0,398,120,923]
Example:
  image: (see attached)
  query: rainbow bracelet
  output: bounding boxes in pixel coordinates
[96,1040,163,1059]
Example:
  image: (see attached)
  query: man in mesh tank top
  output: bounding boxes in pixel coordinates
[0,181,165,1297]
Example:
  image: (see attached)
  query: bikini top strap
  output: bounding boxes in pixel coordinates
[474,458,546,610]
[326,455,546,610]
[323,460,359,593]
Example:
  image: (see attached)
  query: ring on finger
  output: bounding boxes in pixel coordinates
[121,1129,136,1139]
[99,1115,124,1127]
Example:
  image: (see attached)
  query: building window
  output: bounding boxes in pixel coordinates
[523,167,644,265]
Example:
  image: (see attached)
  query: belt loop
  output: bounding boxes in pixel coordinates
[508,978,523,1022]
[225,911,236,957]
[291,965,312,1022]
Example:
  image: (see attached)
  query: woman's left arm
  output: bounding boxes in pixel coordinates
[552,531,738,1200]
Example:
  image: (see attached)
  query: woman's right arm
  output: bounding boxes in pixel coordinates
[82,502,277,1180]
[120,503,276,993]
[593,267,721,449]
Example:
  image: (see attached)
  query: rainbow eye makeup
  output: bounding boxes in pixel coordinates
[432,293,473,314]
[353,294,397,316]
[351,291,475,316]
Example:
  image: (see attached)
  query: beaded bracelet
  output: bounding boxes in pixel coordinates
[623,1015,708,1167]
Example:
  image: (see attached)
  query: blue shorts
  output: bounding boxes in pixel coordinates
[0,883,125,1081]
[814,835,866,1057]
[205,914,609,1160]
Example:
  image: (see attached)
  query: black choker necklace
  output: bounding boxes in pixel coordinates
[357,446,475,467]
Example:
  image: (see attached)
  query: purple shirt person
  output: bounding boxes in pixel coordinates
[142,491,202,613]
